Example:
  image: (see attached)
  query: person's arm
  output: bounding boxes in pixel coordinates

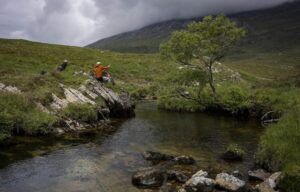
[103,65,110,70]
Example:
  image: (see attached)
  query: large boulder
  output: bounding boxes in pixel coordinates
[215,173,246,191]
[142,151,174,162]
[132,167,165,188]
[184,170,215,192]
[248,169,271,181]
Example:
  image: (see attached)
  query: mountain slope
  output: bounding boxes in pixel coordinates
[87,1,300,54]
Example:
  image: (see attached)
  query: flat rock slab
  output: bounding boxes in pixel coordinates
[248,169,271,181]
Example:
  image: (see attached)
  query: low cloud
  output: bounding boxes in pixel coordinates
[0,0,295,46]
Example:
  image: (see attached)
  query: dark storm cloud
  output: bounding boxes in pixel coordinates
[0,0,295,46]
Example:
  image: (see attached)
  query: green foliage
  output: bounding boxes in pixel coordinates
[160,14,245,97]
[160,14,245,65]
[158,96,203,112]
[0,92,57,141]
[187,15,245,60]
[256,107,300,169]
[217,85,252,113]
[61,103,98,123]
[160,31,198,64]
[227,143,246,157]
[279,170,300,192]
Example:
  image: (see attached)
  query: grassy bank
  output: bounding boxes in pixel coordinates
[257,107,300,191]
[0,92,57,141]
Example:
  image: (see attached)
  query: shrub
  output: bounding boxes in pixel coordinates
[279,168,300,192]
[131,87,149,100]
[22,110,57,135]
[218,85,252,114]
[61,103,98,123]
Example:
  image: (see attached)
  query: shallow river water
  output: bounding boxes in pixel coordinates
[0,102,263,192]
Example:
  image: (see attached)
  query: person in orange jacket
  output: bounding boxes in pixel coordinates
[94,61,114,84]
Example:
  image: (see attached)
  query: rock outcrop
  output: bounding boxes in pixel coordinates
[0,83,22,94]
[49,80,135,118]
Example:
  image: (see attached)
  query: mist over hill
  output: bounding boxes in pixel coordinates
[87,1,300,54]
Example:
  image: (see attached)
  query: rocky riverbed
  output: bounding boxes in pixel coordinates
[132,151,284,192]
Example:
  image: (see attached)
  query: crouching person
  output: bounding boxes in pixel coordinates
[93,61,115,84]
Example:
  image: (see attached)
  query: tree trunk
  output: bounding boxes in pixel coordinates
[208,64,217,100]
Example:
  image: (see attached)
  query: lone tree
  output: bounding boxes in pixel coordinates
[160,14,245,99]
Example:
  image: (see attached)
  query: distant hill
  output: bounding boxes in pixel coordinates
[87,1,300,54]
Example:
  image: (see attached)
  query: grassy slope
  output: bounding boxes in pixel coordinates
[0,38,174,141]
[0,38,176,102]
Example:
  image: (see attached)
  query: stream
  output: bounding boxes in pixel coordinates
[0,102,263,192]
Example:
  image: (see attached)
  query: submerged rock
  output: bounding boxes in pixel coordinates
[221,144,245,162]
[183,170,215,192]
[215,173,246,191]
[166,170,189,183]
[173,156,196,165]
[132,167,165,188]
[221,151,243,161]
[142,151,195,166]
[142,151,174,162]
[248,169,271,181]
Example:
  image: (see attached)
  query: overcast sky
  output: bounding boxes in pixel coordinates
[0,0,295,46]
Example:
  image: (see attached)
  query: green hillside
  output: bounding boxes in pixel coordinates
[88,1,300,55]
